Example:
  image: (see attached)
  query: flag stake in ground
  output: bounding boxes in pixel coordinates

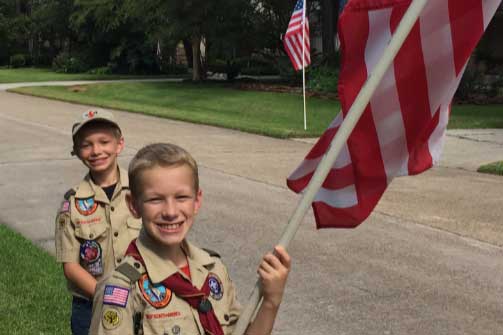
[283,0,311,130]
[232,0,430,333]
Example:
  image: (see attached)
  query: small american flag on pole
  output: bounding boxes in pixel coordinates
[283,0,311,71]
[103,285,129,307]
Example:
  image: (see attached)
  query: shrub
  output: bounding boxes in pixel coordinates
[162,63,188,75]
[307,65,339,93]
[52,52,87,73]
[10,54,26,68]
[208,59,240,81]
[87,66,112,75]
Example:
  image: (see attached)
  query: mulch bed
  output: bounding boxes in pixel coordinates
[235,82,339,100]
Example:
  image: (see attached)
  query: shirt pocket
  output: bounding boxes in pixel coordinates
[74,218,108,241]
[143,311,201,335]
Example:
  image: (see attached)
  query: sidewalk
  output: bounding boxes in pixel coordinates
[0,77,182,91]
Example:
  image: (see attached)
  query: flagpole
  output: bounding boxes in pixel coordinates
[232,0,429,333]
[302,0,307,130]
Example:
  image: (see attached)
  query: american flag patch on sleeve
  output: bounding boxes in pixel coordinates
[103,285,129,307]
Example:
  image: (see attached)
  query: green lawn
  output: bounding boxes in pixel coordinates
[0,224,70,334]
[0,67,175,83]
[12,82,339,137]
[10,81,503,138]
[477,161,503,176]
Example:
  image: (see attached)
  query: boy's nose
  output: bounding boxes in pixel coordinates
[90,143,103,155]
[161,199,178,219]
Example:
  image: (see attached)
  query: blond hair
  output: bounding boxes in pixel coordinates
[128,143,199,198]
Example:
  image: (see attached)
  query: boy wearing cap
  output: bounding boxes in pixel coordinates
[55,109,142,335]
[90,143,291,335]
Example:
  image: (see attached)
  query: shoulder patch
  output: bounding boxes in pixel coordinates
[103,285,129,308]
[116,261,143,283]
[202,248,221,258]
[64,188,76,200]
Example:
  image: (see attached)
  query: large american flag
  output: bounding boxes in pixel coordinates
[283,0,311,71]
[287,0,501,228]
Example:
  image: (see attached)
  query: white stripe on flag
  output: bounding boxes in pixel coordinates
[420,0,456,117]
[366,8,409,180]
[483,0,502,29]
[314,185,358,208]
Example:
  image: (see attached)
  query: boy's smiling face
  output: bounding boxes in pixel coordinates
[76,125,124,176]
[128,164,202,250]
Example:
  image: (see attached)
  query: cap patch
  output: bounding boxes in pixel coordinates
[83,110,98,120]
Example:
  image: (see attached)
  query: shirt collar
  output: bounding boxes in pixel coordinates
[136,229,215,289]
[74,167,128,203]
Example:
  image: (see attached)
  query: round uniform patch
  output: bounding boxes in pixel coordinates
[139,273,172,308]
[75,197,98,216]
[102,307,122,330]
[79,240,103,276]
[208,273,223,300]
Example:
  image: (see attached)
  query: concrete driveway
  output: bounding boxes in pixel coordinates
[0,88,502,334]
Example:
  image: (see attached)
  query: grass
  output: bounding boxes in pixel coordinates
[477,161,503,176]
[0,67,175,83]
[448,104,503,129]
[0,224,71,335]
[8,81,503,138]
[11,82,339,138]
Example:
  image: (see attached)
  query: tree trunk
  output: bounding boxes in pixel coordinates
[183,39,193,68]
[191,35,201,81]
[321,0,338,56]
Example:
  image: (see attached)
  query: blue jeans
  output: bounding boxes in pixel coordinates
[71,297,93,335]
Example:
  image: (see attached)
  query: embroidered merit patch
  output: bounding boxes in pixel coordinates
[103,285,129,307]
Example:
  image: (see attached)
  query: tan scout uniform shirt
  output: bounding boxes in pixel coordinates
[55,168,142,299]
[90,231,241,335]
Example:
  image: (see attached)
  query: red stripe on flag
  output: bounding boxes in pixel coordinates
[390,4,433,174]
[305,126,339,159]
[449,0,484,75]
[322,165,355,189]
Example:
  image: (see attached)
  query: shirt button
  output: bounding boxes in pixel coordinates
[117,258,122,263]
[134,262,141,269]
[110,206,115,211]
[89,234,94,239]
[224,314,230,321]
[114,231,119,237]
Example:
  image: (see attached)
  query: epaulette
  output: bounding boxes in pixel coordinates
[116,261,143,283]
[64,188,76,200]
[203,248,221,258]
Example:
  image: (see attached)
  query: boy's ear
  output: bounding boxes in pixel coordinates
[194,189,203,215]
[126,193,141,219]
[116,136,125,155]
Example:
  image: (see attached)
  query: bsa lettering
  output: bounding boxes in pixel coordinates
[145,311,181,320]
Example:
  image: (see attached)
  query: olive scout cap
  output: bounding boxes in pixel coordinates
[71,109,121,156]
[72,109,121,140]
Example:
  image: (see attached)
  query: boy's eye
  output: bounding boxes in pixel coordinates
[176,195,192,201]
[145,197,163,203]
